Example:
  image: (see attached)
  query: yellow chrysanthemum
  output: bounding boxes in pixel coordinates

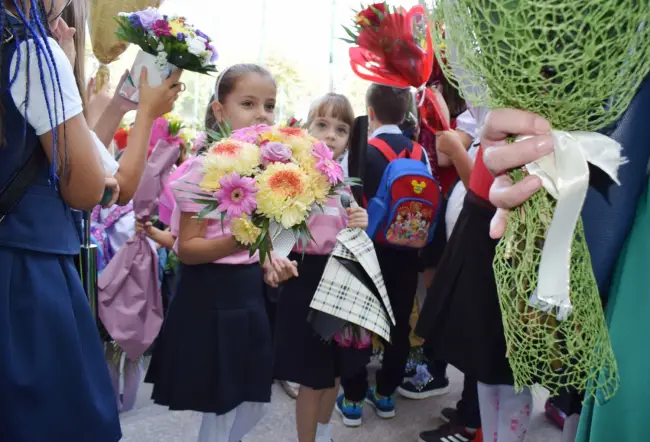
[200,140,260,190]
[305,168,331,206]
[256,163,315,229]
[169,19,188,38]
[231,216,262,246]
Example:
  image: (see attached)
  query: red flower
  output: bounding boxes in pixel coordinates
[113,128,129,151]
[355,3,387,28]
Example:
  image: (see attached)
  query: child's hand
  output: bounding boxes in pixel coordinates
[135,220,153,235]
[103,176,120,208]
[262,254,298,287]
[347,207,368,230]
[435,130,464,158]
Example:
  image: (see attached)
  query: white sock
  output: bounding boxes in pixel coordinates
[316,422,331,442]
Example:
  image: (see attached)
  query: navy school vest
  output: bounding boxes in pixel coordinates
[0,18,81,255]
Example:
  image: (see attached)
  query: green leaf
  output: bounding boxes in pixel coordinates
[342,25,358,41]
[198,204,217,219]
[220,211,227,234]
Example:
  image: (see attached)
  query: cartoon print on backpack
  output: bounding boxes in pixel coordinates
[385,201,434,247]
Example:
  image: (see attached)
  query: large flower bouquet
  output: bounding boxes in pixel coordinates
[182,124,357,263]
[115,8,218,101]
[433,0,650,402]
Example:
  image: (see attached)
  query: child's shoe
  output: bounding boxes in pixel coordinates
[398,365,450,399]
[335,394,364,427]
[364,386,395,418]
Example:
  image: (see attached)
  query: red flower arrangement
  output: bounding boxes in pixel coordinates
[113,126,130,151]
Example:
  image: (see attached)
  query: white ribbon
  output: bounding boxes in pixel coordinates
[523,131,625,320]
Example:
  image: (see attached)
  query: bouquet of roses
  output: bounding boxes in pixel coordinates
[179,124,358,263]
[114,8,218,102]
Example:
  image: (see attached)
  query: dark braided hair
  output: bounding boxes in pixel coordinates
[2,0,68,183]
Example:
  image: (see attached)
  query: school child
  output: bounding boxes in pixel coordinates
[336,84,438,426]
[415,141,533,442]
[273,93,369,442]
[145,64,298,442]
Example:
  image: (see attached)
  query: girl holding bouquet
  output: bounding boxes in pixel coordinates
[273,93,370,442]
[145,63,298,442]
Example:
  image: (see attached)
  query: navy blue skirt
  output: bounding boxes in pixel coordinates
[274,253,372,390]
[0,247,121,442]
[146,262,273,415]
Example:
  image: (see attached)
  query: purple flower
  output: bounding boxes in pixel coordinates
[134,8,162,30]
[177,32,186,41]
[152,20,171,37]
[129,14,142,28]
[260,142,292,166]
[195,29,209,40]
[208,45,218,62]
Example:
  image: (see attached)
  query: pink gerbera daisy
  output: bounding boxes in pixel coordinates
[215,172,258,219]
[312,141,344,185]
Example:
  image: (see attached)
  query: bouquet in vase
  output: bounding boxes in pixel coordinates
[433,0,650,402]
[114,8,218,102]
[176,123,359,263]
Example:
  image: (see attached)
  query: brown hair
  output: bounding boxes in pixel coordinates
[61,0,88,111]
[203,63,276,131]
[307,93,355,129]
[366,83,410,125]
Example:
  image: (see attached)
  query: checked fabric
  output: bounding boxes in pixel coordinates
[310,228,395,342]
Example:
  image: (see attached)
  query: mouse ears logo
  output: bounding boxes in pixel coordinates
[411,180,426,194]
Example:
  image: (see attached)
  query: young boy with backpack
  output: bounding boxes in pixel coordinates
[336,84,442,426]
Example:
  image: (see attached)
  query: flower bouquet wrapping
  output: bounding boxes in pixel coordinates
[343,2,449,132]
[114,8,218,102]
[175,124,358,263]
[432,0,650,401]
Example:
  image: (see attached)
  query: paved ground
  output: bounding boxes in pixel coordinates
[119,364,561,442]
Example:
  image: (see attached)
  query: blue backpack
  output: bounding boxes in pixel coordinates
[365,138,442,249]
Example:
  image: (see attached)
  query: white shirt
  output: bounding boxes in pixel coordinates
[9,37,119,176]
[455,110,478,139]
[445,143,480,239]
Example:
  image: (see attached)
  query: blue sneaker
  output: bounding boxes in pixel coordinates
[364,387,396,418]
[335,394,363,427]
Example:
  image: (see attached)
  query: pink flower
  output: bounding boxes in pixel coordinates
[214,172,258,219]
[260,142,292,166]
[312,141,344,185]
[231,124,270,144]
[192,132,208,153]
[152,19,171,37]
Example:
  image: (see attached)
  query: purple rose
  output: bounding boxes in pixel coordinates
[261,142,292,166]
[134,8,162,30]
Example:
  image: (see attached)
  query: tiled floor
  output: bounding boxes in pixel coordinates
[120,365,561,442]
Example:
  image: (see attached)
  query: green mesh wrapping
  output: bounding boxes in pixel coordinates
[431,0,650,402]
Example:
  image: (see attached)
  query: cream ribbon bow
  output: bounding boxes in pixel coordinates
[523,131,625,320]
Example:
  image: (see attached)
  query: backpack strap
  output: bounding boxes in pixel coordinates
[410,142,424,161]
[368,138,398,161]
[0,147,46,224]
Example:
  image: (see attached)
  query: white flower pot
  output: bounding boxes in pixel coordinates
[119,50,180,103]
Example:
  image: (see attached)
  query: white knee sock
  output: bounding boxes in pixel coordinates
[477,383,533,442]
[496,384,532,442]
[478,382,500,442]
[316,422,332,442]
[562,414,580,442]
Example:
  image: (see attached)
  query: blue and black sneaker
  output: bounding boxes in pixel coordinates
[364,386,396,418]
[335,394,364,427]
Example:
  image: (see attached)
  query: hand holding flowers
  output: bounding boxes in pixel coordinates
[262,254,299,288]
